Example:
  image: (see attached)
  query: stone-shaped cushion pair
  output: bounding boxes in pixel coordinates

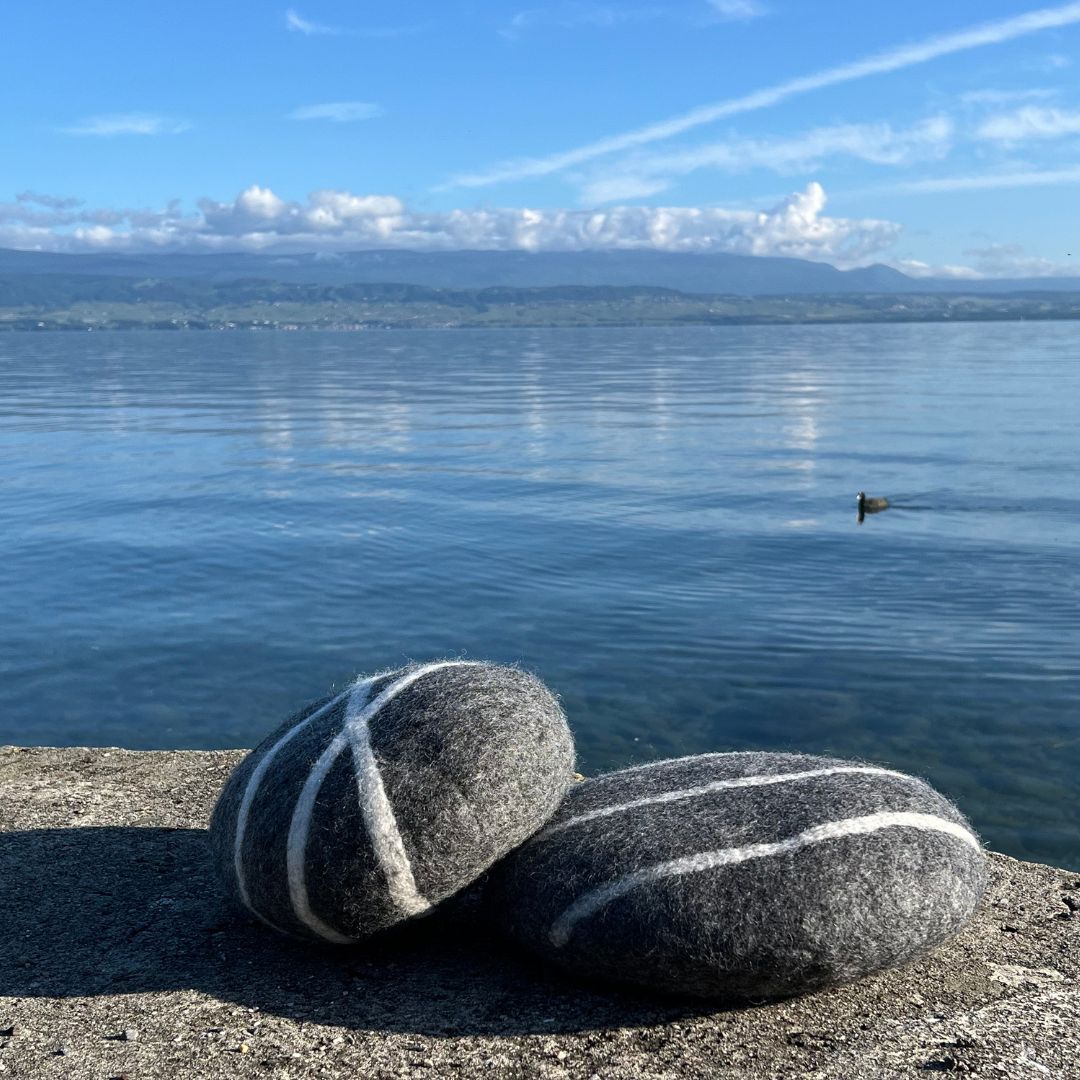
[487,751,988,1000]
[209,660,574,942]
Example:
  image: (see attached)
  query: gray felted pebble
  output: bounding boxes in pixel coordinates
[209,660,575,943]
[487,751,988,1000]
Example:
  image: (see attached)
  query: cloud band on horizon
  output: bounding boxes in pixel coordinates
[6,178,1080,278]
[0,182,900,267]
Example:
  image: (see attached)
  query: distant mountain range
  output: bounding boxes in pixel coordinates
[2,246,1079,295]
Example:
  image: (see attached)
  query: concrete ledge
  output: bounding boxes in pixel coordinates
[0,745,1077,1079]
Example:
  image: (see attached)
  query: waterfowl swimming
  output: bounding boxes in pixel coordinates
[856,491,889,514]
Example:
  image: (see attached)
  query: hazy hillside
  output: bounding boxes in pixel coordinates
[1,247,1079,299]
[0,247,916,293]
[4,271,1080,331]
[0,274,686,309]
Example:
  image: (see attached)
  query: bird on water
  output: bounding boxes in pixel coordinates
[856,491,889,516]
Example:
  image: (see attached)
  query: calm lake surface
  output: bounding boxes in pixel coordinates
[2,325,1078,869]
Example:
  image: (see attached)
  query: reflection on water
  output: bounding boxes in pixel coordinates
[1,324,1078,869]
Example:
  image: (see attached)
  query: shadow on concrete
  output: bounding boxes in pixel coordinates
[0,827,712,1036]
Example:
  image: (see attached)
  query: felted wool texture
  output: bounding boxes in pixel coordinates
[209,660,575,943]
[486,752,988,1001]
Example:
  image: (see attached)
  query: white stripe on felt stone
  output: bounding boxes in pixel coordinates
[541,765,906,837]
[231,681,361,933]
[589,751,829,781]
[548,811,982,948]
[286,660,480,942]
[343,671,444,918]
[285,676,379,943]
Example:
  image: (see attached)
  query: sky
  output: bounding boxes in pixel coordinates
[3,1,1080,277]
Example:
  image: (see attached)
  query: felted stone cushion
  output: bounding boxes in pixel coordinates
[209,660,575,943]
[487,751,988,1000]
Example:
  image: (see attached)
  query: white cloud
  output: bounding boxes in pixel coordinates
[284,6,429,39]
[579,116,954,203]
[288,102,384,123]
[958,87,1056,106]
[501,1,762,38]
[706,0,768,20]
[877,248,1080,280]
[507,5,618,31]
[60,113,191,137]
[0,181,901,267]
[577,176,674,203]
[196,186,405,238]
[13,182,1074,280]
[888,163,1080,193]
[452,1,1080,187]
[284,8,340,35]
[1039,52,1072,69]
[501,4,663,38]
[0,195,183,234]
[976,105,1080,141]
[888,258,983,280]
[16,191,83,210]
[961,242,1078,277]
[72,225,118,247]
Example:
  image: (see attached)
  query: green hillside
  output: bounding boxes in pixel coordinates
[3,273,1080,330]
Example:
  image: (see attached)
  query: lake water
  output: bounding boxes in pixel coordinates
[2,324,1078,870]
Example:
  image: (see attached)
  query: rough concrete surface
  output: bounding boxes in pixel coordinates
[0,745,1077,1080]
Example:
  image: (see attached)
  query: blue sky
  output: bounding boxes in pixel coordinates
[3,1,1080,276]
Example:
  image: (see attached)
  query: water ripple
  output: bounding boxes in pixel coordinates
[1,323,1078,868]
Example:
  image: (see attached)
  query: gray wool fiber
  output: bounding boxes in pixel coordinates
[486,751,988,1000]
[209,660,575,943]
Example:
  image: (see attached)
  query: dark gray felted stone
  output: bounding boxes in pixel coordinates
[209,660,575,943]
[486,752,988,1000]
